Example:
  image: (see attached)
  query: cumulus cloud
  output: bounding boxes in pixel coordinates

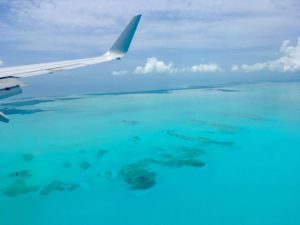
[232,37,300,72]
[112,70,128,76]
[133,57,222,74]
[134,57,176,74]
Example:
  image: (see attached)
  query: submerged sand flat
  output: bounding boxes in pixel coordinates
[0,83,300,225]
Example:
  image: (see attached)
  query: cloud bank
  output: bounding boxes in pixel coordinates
[232,37,300,72]
[113,57,222,75]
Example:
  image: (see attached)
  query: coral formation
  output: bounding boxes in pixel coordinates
[150,158,205,168]
[40,180,80,196]
[22,153,34,162]
[133,136,141,144]
[167,130,234,146]
[192,119,241,133]
[3,180,39,198]
[79,161,91,170]
[120,164,156,190]
[137,146,206,169]
[97,149,109,159]
[9,170,32,178]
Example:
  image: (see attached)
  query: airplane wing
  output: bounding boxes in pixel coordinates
[0,14,141,79]
[0,14,141,123]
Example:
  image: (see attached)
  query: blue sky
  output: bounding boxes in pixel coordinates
[0,0,300,95]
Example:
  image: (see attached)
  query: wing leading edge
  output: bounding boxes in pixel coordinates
[0,14,142,123]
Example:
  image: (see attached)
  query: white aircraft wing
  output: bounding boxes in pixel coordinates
[0,14,141,123]
[0,52,124,78]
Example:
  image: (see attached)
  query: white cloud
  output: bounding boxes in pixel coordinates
[232,37,300,72]
[134,57,176,74]
[112,70,128,76]
[0,60,3,66]
[191,64,222,72]
[133,57,222,74]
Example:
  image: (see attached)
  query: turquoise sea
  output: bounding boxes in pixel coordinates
[0,82,300,225]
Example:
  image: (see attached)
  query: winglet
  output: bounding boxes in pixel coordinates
[0,112,9,123]
[110,14,142,55]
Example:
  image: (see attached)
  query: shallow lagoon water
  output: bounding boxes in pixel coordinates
[0,82,300,225]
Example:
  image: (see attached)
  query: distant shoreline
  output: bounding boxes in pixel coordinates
[2,80,300,103]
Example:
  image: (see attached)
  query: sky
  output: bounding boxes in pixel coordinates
[0,0,300,95]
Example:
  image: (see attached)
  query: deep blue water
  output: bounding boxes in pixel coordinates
[0,82,300,225]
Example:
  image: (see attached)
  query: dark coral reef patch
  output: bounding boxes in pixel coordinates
[119,145,207,191]
[40,180,80,196]
[3,168,38,197]
[2,180,39,198]
[145,146,206,169]
[22,153,34,162]
[133,136,141,144]
[149,157,205,168]
[97,149,109,159]
[167,130,234,146]
[120,164,156,190]
[79,161,91,170]
[9,170,32,178]
[176,147,206,158]
[192,119,241,133]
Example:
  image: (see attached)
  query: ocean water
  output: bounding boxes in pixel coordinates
[0,82,300,225]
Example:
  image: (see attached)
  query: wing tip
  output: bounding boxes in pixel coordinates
[135,14,142,19]
[109,14,142,55]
